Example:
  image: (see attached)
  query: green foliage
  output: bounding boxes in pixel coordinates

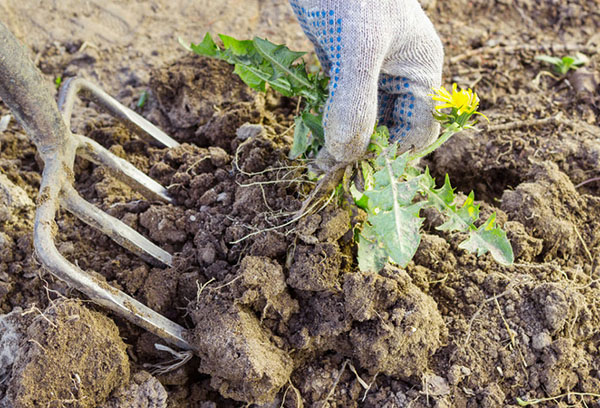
[355,129,514,271]
[184,33,514,272]
[188,33,328,158]
[137,90,148,109]
[535,53,589,75]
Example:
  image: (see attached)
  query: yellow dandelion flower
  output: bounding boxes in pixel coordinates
[429,83,489,126]
[430,83,480,115]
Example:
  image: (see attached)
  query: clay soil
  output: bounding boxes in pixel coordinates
[1,0,600,407]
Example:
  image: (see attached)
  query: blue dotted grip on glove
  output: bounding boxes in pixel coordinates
[290,1,423,145]
[290,0,443,167]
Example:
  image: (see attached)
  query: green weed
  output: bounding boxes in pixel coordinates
[185,34,514,271]
[535,53,589,75]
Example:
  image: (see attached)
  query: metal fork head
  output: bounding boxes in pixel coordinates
[0,21,192,351]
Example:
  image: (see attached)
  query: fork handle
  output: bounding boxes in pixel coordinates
[0,21,68,159]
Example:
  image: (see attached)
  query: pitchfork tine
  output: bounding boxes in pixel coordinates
[61,184,173,267]
[0,22,192,350]
[58,77,179,149]
[74,133,174,204]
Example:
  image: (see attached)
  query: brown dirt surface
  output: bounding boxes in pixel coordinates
[1,0,600,407]
[3,300,130,408]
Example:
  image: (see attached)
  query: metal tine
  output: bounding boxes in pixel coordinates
[58,77,180,149]
[38,161,189,349]
[74,133,173,204]
[61,184,173,267]
[56,80,179,265]
[32,154,191,349]
[0,21,192,351]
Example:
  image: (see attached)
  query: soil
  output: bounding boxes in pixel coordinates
[1,0,600,407]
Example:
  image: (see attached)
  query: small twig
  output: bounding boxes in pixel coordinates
[485,113,563,132]
[348,363,369,389]
[450,43,598,64]
[517,391,600,407]
[211,274,243,291]
[28,339,47,352]
[185,155,213,175]
[575,177,600,188]
[195,278,215,303]
[493,297,529,381]
[574,225,594,263]
[237,178,314,187]
[280,380,304,408]
[362,373,378,402]
[21,305,57,328]
[325,359,349,402]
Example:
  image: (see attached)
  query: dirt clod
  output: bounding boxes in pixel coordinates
[4,300,129,408]
[186,296,293,404]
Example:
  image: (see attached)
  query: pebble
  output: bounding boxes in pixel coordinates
[236,123,265,141]
[531,331,552,350]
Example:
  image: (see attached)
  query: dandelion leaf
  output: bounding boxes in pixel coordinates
[358,225,388,272]
[190,33,219,57]
[361,151,425,268]
[289,116,310,159]
[437,191,480,232]
[301,112,324,146]
[459,213,514,265]
[424,172,455,212]
[369,202,424,267]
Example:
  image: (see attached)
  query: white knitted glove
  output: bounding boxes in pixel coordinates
[289,0,444,167]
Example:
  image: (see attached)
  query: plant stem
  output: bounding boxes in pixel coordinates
[408,123,460,163]
[517,392,600,406]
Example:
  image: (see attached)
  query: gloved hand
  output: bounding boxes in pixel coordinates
[289,0,444,169]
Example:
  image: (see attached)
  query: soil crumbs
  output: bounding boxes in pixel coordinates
[1,0,600,407]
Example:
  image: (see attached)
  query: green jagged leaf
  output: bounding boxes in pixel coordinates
[437,191,480,232]
[366,152,420,211]
[358,225,389,272]
[233,65,267,92]
[358,151,425,269]
[368,126,390,154]
[459,213,514,265]
[535,55,562,66]
[419,170,453,211]
[253,37,309,86]
[190,33,317,100]
[188,33,328,156]
[368,202,425,267]
[289,116,310,159]
[432,174,455,209]
[404,164,422,179]
[372,149,404,188]
[219,34,255,57]
[301,112,324,146]
[189,33,219,57]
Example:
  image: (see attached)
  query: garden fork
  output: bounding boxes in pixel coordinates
[0,22,192,350]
